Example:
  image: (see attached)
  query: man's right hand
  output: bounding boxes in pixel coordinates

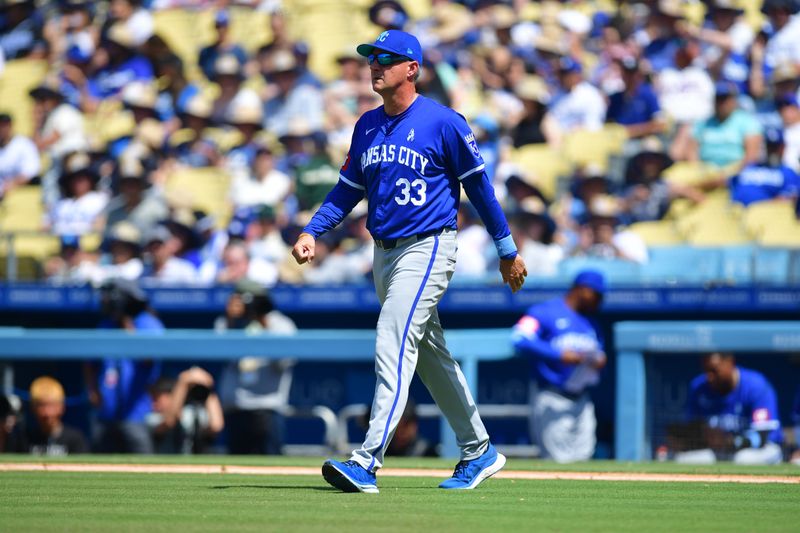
[292,233,316,265]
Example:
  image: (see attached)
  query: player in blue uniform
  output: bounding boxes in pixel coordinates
[291,30,527,493]
[679,352,783,464]
[511,270,607,462]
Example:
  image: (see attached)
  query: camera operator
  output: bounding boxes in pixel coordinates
[216,279,297,455]
[148,367,224,454]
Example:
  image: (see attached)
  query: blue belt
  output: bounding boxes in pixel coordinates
[373,228,446,250]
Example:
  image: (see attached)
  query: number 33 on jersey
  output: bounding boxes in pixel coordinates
[338,95,486,240]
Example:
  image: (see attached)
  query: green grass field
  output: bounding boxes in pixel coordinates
[1,455,799,532]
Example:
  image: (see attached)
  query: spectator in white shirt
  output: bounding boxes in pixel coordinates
[656,40,715,125]
[141,225,199,285]
[108,0,154,47]
[777,93,800,172]
[76,221,144,284]
[548,57,607,133]
[762,0,800,71]
[229,145,291,209]
[48,152,108,236]
[0,113,40,199]
[262,49,324,138]
[216,240,278,287]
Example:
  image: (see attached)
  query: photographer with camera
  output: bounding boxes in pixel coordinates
[216,279,297,455]
[148,367,224,454]
[83,279,163,453]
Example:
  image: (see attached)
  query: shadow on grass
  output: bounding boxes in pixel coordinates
[211,485,335,491]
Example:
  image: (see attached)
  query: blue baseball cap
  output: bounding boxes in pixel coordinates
[775,92,799,108]
[357,30,423,65]
[572,269,607,296]
[765,127,784,145]
[215,10,230,26]
[714,80,739,97]
[558,56,583,74]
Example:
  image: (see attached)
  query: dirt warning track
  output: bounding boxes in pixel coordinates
[1,463,798,484]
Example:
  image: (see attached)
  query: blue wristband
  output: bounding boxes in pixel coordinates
[494,234,517,259]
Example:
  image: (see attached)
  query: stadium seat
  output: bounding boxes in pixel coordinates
[627,220,683,246]
[0,185,44,233]
[743,200,798,239]
[0,59,48,137]
[153,9,216,82]
[561,127,625,173]
[757,222,800,247]
[558,257,641,285]
[508,143,571,200]
[662,161,714,187]
[163,167,232,226]
[643,246,722,283]
[753,247,791,285]
[0,255,41,281]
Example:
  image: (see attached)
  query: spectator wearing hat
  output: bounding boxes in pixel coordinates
[244,205,289,270]
[549,56,607,133]
[571,194,649,264]
[279,122,339,211]
[106,0,153,47]
[30,78,89,165]
[172,95,221,168]
[680,81,763,170]
[147,51,201,123]
[368,0,408,31]
[0,0,46,60]
[102,156,169,233]
[217,239,278,286]
[121,81,159,124]
[198,10,249,82]
[762,0,800,71]
[83,23,154,107]
[0,113,40,199]
[47,151,108,236]
[636,0,687,71]
[621,136,704,223]
[511,269,608,462]
[14,376,89,455]
[140,225,199,285]
[606,57,665,139]
[81,220,144,284]
[508,195,564,277]
[230,145,291,210]
[723,128,800,206]
[44,235,90,283]
[684,0,753,94]
[777,93,800,172]
[262,49,325,138]
[510,75,559,148]
[216,279,297,454]
[224,99,265,173]
[84,279,163,453]
[210,53,257,126]
[655,39,715,128]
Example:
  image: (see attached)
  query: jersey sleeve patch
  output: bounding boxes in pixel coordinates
[513,315,540,339]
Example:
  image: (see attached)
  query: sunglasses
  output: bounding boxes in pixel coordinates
[367,53,409,66]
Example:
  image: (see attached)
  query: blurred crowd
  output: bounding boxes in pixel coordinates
[1,0,800,287]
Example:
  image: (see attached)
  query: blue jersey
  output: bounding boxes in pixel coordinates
[304,95,516,257]
[96,312,164,423]
[687,367,782,444]
[511,298,604,394]
[729,163,800,206]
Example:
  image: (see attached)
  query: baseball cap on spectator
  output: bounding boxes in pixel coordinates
[772,63,800,84]
[357,30,423,66]
[227,101,263,127]
[214,54,244,80]
[215,9,230,27]
[227,206,254,239]
[761,0,800,15]
[714,80,739,98]
[266,49,299,75]
[144,225,172,246]
[181,95,213,120]
[764,127,784,146]
[558,10,592,35]
[105,23,136,50]
[66,42,93,63]
[620,56,640,72]
[60,151,97,185]
[60,235,81,250]
[572,269,607,296]
[368,0,408,30]
[558,56,583,74]
[709,0,744,14]
[775,93,800,108]
[0,113,11,123]
[657,0,685,18]
[106,221,143,251]
[122,82,158,113]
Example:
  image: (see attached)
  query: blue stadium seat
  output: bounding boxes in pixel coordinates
[753,248,791,285]
[720,245,755,284]
[558,257,641,285]
[642,246,722,284]
[790,251,800,284]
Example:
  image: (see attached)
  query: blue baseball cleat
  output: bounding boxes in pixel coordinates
[322,459,379,494]
[439,444,506,490]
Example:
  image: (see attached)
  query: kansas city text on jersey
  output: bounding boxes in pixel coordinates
[360,144,430,175]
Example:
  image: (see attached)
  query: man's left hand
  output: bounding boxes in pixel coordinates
[500,255,527,293]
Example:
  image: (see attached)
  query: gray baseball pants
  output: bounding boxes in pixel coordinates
[351,228,490,472]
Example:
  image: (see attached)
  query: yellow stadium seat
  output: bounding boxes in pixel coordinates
[0,186,44,232]
[757,222,800,247]
[0,59,48,137]
[164,167,232,227]
[153,9,216,82]
[11,234,60,260]
[0,256,41,281]
[561,129,620,172]
[80,233,103,253]
[509,144,571,200]
[742,200,798,239]
[228,6,272,53]
[662,161,716,186]
[627,220,683,246]
[682,209,751,245]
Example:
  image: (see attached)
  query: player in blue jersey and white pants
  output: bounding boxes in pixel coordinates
[291,30,527,493]
[511,270,607,463]
[676,352,783,465]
